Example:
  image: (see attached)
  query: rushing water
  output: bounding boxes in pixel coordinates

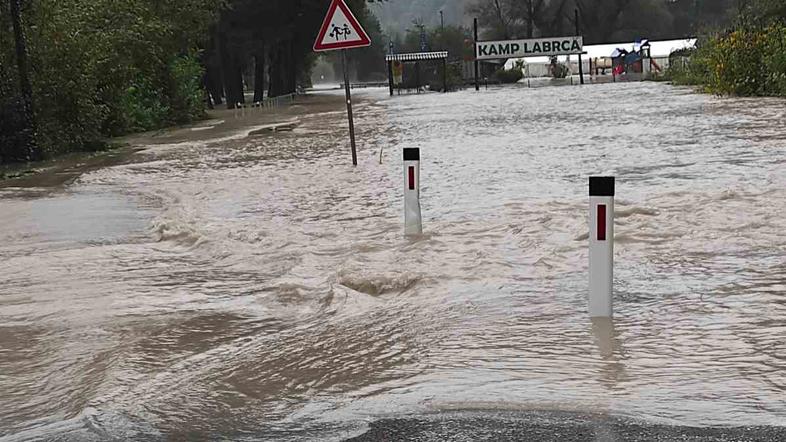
[1,82,784,440]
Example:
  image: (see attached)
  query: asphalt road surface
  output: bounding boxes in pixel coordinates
[346,411,786,442]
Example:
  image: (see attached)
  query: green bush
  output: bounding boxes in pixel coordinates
[116,80,170,133]
[666,52,711,87]
[0,0,220,164]
[167,53,207,124]
[671,24,786,97]
[494,67,524,84]
[427,62,464,91]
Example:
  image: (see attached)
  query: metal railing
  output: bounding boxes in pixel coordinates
[232,93,296,118]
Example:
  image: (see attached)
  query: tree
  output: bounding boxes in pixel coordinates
[8,0,41,162]
[469,0,736,44]
[468,0,517,40]
[207,0,387,103]
[1,0,223,164]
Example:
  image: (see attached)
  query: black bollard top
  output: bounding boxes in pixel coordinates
[589,176,615,196]
[403,148,420,161]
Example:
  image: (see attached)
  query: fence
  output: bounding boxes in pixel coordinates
[232,93,296,118]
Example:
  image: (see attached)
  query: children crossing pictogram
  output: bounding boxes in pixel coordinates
[329,24,352,41]
[313,0,371,51]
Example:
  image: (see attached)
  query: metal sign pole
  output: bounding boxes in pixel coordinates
[474,18,480,92]
[342,49,358,166]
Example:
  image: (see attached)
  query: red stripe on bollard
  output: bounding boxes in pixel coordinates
[597,205,607,241]
[408,166,415,190]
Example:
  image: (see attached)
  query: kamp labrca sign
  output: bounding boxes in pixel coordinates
[476,36,583,60]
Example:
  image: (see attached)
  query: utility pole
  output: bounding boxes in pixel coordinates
[10,0,41,161]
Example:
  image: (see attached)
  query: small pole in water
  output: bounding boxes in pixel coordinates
[403,148,422,236]
[442,57,448,93]
[341,49,358,166]
[575,9,584,85]
[415,61,421,94]
[589,176,615,318]
[387,60,394,96]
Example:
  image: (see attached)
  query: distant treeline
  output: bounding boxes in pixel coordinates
[376,0,743,43]
[470,0,742,43]
[207,0,385,109]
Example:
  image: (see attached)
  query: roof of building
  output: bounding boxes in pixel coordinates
[385,51,449,62]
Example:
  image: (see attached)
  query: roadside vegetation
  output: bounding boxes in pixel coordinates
[495,61,525,83]
[0,0,383,166]
[669,0,786,97]
[0,0,221,164]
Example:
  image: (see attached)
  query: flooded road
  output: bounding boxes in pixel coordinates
[1,82,785,440]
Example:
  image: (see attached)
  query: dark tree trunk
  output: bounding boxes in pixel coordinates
[202,73,214,110]
[286,39,296,94]
[268,43,285,98]
[206,64,223,106]
[253,46,266,102]
[234,58,245,104]
[208,27,224,105]
[218,27,246,109]
[10,0,41,161]
[218,30,237,109]
[268,39,300,98]
[266,47,276,98]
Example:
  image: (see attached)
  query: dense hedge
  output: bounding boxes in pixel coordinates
[669,0,786,97]
[670,24,786,97]
[494,67,524,84]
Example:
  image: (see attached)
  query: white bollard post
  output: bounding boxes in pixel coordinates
[589,176,615,318]
[403,148,423,236]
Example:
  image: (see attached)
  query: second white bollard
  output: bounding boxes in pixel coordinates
[403,148,422,236]
[589,176,615,318]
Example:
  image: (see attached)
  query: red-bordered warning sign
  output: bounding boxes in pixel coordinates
[313,0,371,52]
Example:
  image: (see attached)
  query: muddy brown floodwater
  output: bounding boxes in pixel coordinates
[1,83,785,440]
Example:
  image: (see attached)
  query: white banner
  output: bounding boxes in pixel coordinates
[476,36,583,60]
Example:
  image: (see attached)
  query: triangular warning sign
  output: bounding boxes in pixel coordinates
[313,0,371,52]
